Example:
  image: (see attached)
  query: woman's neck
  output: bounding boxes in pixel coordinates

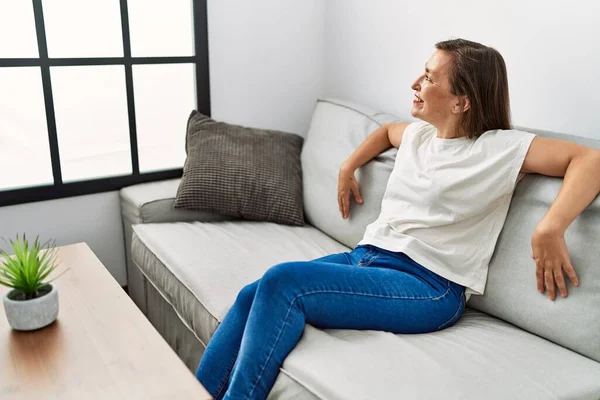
[434,120,464,139]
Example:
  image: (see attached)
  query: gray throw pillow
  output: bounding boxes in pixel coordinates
[174,111,305,226]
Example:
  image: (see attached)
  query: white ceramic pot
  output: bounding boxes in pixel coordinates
[3,284,59,331]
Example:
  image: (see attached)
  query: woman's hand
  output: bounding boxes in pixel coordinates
[338,163,363,219]
[531,221,580,300]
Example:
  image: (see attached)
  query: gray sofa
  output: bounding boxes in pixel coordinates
[120,99,600,399]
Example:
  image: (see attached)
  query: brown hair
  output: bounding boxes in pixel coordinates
[435,38,511,139]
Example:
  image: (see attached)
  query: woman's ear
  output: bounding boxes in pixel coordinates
[452,96,471,114]
[461,96,471,112]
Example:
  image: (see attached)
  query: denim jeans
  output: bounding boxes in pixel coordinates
[195,244,466,400]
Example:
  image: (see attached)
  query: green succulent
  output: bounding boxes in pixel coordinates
[0,234,67,300]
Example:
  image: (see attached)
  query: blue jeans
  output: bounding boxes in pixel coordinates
[195,244,466,399]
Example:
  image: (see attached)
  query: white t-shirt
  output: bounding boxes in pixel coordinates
[359,121,536,296]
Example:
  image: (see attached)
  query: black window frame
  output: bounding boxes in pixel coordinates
[0,0,210,207]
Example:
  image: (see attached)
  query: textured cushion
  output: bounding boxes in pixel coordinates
[174,111,305,226]
[280,309,600,399]
[131,221,349,348]
[301,99,400,248]
[469,129,600,363]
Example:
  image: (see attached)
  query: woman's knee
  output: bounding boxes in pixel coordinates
[235,279,260,308]
[259,261,305,294]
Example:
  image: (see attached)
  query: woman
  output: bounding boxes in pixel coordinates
[195,38,600,399]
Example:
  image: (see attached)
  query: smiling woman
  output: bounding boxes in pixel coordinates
[345,38,600,301]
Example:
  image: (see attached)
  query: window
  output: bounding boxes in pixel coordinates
[0,0,210,206]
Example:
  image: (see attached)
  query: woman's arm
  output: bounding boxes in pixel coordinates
[522,136,600,300]
[341,122,409,172]
[338,122,409,219]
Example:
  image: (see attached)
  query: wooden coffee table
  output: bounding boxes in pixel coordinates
[0,243,212,399]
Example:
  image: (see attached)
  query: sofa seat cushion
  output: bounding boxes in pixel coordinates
[131,220,349,348]
[281,309,600,400]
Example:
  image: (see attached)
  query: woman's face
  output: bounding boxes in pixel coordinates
[411,50,462,127]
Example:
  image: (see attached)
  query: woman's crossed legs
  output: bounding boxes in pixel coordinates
[196,245,465,400]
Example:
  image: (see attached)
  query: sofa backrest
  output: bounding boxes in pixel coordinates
[301,98,399,248]
[468,127,600,363]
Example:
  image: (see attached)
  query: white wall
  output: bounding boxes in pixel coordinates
[207,0,325,136]
[324,0,600,139]
[0,1,326,286]
[0,192,127,284]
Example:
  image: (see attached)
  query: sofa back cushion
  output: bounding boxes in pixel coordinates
[301,99,400,248]
[469,127,600,363]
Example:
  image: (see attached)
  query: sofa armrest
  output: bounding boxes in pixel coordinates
[119,178,232,312]
[120,178,232,225]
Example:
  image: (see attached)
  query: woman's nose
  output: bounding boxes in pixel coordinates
[411,76,421,91]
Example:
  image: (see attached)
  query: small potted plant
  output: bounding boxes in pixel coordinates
[1,234,67,331]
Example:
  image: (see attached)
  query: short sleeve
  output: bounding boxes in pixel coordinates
[400,120,432,148]
[505,130,536,191]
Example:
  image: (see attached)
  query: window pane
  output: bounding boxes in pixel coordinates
[43,0,123,58]
[51,66,131,182]
[0,68,53,191]
[128,0,194,57]
[133,64,195,172]
[0,1,39,58]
